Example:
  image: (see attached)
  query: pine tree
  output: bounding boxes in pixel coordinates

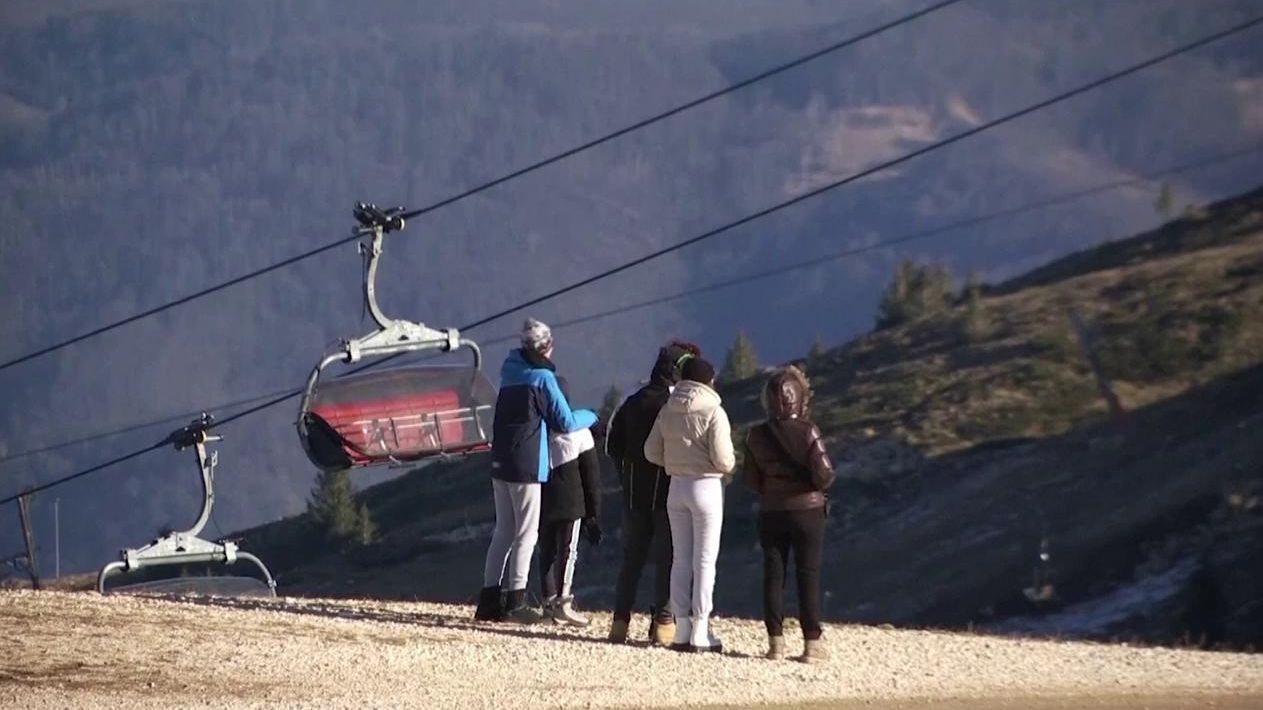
[355,502,376,546]
[807,335,827,368]
[1154,182,1175,220]
[957,272,992,343]
[876,259,955,329]
[308,468,360,543]
[721,330,759,382]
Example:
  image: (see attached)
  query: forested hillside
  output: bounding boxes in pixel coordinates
[0,0,1259,578]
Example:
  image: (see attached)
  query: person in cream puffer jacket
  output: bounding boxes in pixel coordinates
[644,357,735,653]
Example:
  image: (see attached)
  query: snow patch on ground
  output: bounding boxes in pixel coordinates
[989,556,1199,638]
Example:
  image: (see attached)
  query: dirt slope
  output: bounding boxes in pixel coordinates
[3,591,1262,709]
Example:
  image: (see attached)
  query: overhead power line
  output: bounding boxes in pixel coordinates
[440,146,1263,349]
[0,0,962,374]
[456,14,1263,332]
[0,385,300,466]
[0,444,165,506]
[7,143,1253,466]
[3,15,1259,506]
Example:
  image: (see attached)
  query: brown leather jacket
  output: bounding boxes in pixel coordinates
[742,367,835,512]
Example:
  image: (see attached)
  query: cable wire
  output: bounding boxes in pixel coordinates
[0,0,962,374]
[456,14,1263,332]
[438,145,1263,350]
[8,142,1251,467]
[0,385,301,466]
[4,15,1259,503]
[0,443,165,507]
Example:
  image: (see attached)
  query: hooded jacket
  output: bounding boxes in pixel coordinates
[605,344,694,510]
[643,380,736,480]
[743,368,835,511]
[491,349,597,484]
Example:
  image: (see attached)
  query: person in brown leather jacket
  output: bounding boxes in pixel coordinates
[743,365,835,663]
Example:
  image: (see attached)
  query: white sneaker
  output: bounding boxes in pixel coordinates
[688,616,722,654]
[670,615,694,651]
[548,597,590,628]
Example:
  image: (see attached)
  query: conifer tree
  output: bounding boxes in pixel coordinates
[721,330,759,382]
[308,468,360,543]
[957,272,992,343]
[876,259,955,329]
[807,334,827,365]
[355,501,377,546]
[1155,182,1175,220]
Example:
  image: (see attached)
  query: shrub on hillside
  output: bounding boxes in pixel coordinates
[1097,316,1196,382]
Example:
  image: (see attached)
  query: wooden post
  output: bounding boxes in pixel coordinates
[16,493,41,590]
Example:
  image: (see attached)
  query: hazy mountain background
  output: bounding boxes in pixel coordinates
[0,0,1259,575]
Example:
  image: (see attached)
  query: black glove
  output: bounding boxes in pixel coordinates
[580,517,603,546]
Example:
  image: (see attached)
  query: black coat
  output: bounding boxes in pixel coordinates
[606,347,691,512]
[541,375,602,523]
[541,447,602,523]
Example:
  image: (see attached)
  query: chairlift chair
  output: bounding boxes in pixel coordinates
[97,414,277,596]
[296,203,495,472]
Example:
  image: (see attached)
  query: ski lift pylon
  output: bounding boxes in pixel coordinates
[296,203,495,472]
[97,414,277,596]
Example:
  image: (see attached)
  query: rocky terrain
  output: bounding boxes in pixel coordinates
[3,591,1262,709]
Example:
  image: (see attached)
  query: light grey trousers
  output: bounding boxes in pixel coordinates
[482,479,541,591]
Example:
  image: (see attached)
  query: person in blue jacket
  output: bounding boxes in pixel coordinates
[475,318,598,624]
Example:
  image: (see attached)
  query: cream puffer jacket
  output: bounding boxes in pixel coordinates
[643,380,736,480]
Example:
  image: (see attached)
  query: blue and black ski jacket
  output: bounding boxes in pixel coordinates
[491,349,597,484]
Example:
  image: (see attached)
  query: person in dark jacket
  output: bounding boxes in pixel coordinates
[743,365,836,663]
[604,339,701,644]
[538,376,604,627]
[475,318,598,624]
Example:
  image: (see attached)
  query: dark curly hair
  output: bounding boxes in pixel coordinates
[665,339,702,357]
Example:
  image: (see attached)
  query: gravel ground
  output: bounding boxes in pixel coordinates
[2,591,1261,709]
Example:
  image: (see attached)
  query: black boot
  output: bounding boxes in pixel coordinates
[474,585,503,622]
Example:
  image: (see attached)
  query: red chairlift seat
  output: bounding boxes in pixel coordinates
[297,203,497,472]
[300,365,495,472]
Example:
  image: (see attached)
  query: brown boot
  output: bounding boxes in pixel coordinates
[799,638,829,664]
[608,618,629,644]
[650,609,675,647]
[766,635,785,660]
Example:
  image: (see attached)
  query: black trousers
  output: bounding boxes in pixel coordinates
[539,518,582,601]
[759,507,826,640]
[613,505,673,622]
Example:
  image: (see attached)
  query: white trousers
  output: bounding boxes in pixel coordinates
[667,477,724,629]
[483,479,541,591]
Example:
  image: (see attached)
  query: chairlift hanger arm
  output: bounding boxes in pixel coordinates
[97,415,276,596]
